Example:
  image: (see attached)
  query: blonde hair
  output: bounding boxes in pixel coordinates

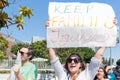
[71,70,81,80]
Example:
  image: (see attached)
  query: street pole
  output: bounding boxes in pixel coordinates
[110,47,112,72]
[110,47,112,66]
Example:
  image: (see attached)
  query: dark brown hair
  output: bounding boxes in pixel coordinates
[21,46,34,60]
[64,53,85,73]
[94,67,108,80]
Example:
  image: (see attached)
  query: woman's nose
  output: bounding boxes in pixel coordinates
[71,60,75,63]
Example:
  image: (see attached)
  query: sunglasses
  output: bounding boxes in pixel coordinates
[67,58,81,63]
[19,51,25,55]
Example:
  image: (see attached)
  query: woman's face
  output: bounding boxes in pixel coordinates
[96,68,105,79]
[67,56,81,74]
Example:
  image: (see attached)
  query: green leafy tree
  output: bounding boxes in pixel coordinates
[0,50,6,60]
[0,0,33,30]
[31,40,95,64]
[56,47,95,64]
[108,58,114,65]
[31,40,49,58]
[102,57,108,65]
[82,48,95,63]
[116,59,120,66]
[0,34,8,60]
[11,40,96,64]
[0,34,8,51]
[11,40,48,58]
[102,57,114,66]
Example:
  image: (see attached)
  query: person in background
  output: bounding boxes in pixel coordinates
[105,66,116,80]
[94,67,109,80]
[7,46,38,80]
[113,65,120,80]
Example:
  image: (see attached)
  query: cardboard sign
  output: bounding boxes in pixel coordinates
[47,2,118,48]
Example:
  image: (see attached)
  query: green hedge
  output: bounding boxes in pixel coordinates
[0,70,10,74]
[0,69,54,74]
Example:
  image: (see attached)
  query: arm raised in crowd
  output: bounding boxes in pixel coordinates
[49,48,57,60]
[94,47,106,60]
[45,20,57,60]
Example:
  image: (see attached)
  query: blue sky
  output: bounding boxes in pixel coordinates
[1,0,120,64]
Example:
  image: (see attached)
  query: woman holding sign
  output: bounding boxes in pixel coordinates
[49,47,105,80]
[46,17,117,80]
